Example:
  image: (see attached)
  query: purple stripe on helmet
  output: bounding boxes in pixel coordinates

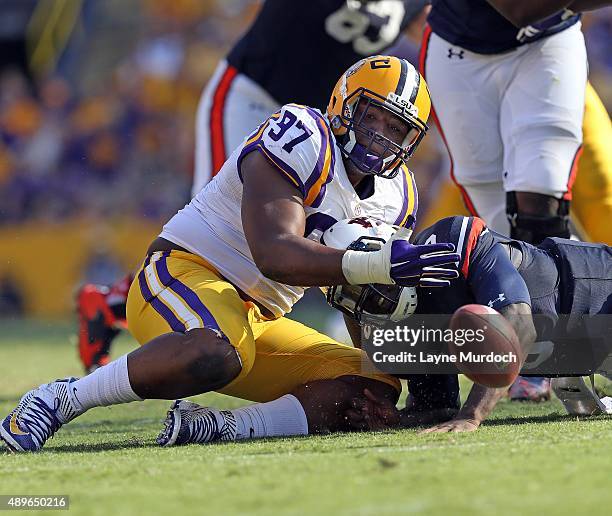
[154,252,222,332]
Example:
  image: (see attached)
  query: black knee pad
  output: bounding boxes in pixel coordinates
[506,192,570,245]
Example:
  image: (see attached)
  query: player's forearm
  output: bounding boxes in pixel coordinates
[456,383,507,423]
[499,303,536,365]
[253,233,348,286]
[485,0,575,26]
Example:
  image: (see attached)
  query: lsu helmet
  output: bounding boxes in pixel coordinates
[322,217,418,324]
[326,55,430,179]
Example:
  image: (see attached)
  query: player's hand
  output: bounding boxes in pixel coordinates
[387,232,460,287]
[418,418,480,434]
[344,389,400,431]
[342,227,460,287]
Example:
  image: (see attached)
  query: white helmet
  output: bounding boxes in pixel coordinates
[322,217,418,323]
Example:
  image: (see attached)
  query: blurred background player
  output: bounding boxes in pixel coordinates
[76,274,132,373]
[418,0,612,401]
[76,0,432,373]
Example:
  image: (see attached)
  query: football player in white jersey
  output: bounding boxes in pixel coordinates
[1,56,461,452]
[74,0,433,374]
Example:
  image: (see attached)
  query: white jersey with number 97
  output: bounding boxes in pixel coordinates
[160,104,418,318]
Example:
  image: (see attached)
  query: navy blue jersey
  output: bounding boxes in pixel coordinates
[428,0,580,54]
[406,217,611,407]
[412,216,533,315]
[227,0,427,109]
[412,216,612,320]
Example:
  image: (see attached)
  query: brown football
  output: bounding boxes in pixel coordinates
[448,304,522,388]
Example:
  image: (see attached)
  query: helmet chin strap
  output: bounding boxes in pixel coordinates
[349,144,383,173]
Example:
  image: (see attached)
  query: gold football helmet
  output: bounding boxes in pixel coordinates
[326,55,431,179]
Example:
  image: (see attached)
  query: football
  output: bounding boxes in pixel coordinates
[448,304,522,388]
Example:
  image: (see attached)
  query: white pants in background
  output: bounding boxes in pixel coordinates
[422,23,587,234]
[193,60,281,196]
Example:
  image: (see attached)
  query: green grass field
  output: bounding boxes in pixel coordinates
[1,319,611,516]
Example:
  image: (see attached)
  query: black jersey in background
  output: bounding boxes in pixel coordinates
[227,0,428,110]
[427,0,580,54]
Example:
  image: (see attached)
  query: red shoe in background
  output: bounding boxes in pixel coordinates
[508,377,551,402]
[76,274,132,373]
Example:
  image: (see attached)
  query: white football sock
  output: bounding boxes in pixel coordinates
[230,394,309,440]
[70,355,143,412]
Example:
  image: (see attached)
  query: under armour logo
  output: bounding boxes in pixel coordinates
[447,48,464,59]
[488,293,506,307]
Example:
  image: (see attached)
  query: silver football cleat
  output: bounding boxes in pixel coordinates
[551,376,609,416]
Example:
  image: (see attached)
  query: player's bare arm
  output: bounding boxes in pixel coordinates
[241,150,347,286]
[241,141,460,289]
[496,301,537,361]
[421,302,537,433]
[418,235,538,433]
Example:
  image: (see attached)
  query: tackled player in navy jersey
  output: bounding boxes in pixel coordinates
[412,216,611,319]
[332,215,611,431]
[421,0,612,401]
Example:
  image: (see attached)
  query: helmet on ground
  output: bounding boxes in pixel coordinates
[322,217,418,323]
